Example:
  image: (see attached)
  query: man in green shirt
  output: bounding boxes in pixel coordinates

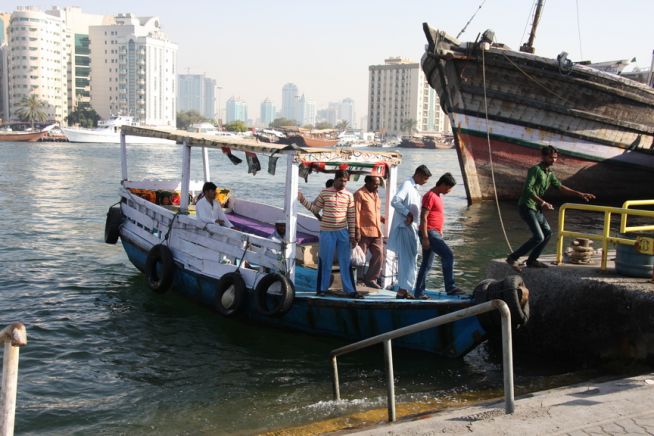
[506,145,595,271]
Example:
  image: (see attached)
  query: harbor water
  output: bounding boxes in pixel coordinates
[0,141,617,434]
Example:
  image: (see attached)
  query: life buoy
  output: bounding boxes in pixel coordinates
[255,273,294,317]
[144,244,174,293]
[104,205,123,244]
[472,275,530,335]
[214,272,246,317]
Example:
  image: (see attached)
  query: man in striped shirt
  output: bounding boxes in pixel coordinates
[298,170,360,298]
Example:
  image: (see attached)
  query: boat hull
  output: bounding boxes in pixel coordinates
[62,127,176,144]
[0,130,48,142]
[421,26,654,203]
[120,234,487,358]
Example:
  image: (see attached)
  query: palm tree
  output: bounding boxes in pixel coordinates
[400,118,417,135]
[16,95,48,129]
[335,120,349,131]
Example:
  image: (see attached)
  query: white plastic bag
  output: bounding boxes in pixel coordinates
[351,245,367,267]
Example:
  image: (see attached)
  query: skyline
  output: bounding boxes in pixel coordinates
[3,0,653,120]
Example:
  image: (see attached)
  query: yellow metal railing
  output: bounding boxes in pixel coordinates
[556,200,654,270]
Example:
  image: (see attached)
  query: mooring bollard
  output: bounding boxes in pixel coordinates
[1,322,27,436]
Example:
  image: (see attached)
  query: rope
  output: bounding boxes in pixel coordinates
[500,52,572,104]
[481,48,513,253]
[575,0,583,60]
[456,0,488,39]
[163,213,180,245]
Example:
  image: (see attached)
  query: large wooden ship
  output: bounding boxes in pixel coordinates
[421,3,654,204]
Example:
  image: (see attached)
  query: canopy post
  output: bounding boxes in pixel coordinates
[120,131,128,181]
[180,141,191,213]
[202,147,211,182]
[284,154,299,281]
[381,166,398,289]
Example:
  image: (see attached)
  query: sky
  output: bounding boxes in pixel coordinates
[4,0,654,121]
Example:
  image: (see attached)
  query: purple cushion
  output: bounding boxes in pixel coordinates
[225,212,319,244]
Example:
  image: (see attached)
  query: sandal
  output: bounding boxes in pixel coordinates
[396,290,415,300]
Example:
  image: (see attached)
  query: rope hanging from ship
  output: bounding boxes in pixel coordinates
[481,47,513,253]
[456,0,488,39]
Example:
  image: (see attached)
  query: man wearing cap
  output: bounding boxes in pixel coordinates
[388,165,431,299]
[354,175,384,289]
[298,170,361,298]
[506,145,595,272]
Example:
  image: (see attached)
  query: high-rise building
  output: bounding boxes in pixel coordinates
[297,94,315,126]
[89,13,177,126]
[260,97,275,126]
[225,96,247,123]
[6,7,69,123]
[281,82,298,121]
[339,98,355,128]
[46,7,110,113]
[368,57,449,136]
[177,73,216,119]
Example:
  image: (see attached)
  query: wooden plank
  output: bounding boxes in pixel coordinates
[176,214,281,250]
[122,222,162,246]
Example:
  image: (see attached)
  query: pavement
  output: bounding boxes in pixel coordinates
[344,373,654,435]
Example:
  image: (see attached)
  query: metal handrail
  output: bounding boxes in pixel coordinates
[1,323,27,436]
[556,202,654,270]
[329,300,514,422]
[620,200,654,234]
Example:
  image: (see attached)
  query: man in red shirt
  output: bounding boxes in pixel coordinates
[354,175,385,289]
[414,173,463,298]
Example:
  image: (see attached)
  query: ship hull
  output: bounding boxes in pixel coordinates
[421,26,654,203]
[62,127,176,144]
[0,130,48,142]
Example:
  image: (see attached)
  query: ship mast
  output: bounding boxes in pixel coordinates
[520,0,544,54]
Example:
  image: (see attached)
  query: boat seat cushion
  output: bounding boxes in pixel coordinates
[225,212,318,244]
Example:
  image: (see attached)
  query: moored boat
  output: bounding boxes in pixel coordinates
[421,6,654,204]
[0,124,55,142]
[105,126,528,357]
[62,115,176,144]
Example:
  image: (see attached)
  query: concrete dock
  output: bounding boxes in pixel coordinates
[345,373,654,435]
[486,252,654,363]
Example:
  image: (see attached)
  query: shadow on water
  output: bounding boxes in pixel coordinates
[0,144,643,435]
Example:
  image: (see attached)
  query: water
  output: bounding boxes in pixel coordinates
[0,142,611,434]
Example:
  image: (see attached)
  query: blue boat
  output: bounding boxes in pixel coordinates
[106,126,528,358]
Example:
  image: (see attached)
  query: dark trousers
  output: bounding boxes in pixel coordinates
[509,204,552,264]
[414,230,455,296]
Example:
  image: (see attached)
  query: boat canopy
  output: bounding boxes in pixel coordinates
[120,125,402,168]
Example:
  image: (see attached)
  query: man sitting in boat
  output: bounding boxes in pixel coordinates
[195,182,234,228]
[298,170,362,298]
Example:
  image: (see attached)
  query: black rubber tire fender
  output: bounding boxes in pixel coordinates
[104,205,123,244]
[144,244,175,293]
[255,273,295,317]
[214,272,247,317]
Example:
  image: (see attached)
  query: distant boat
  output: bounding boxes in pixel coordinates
[421,0,654,203]
[277,127,339,148]
[0,124,55,142]
[62,116,175,144]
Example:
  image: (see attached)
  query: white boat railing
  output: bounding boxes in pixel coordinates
[1,323,27,436]
[329,299,514,422]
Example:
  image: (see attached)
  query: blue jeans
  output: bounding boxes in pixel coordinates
[509,205,552,264]
[414,230,455,296]
[317,228,356,294]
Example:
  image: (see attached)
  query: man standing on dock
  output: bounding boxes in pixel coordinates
[388,165,432,299]
[354,175,385,289]
[414,172,463,297]
[506,145,595,271]
[298,170,360,298]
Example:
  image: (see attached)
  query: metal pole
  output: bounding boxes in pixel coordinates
[120,131,128,181]
[331,356,340,401]
[1,323,27,436]
[201,147,211,182]
[499,305,515,414]
[383,339,396,422]
[180,141,191,213]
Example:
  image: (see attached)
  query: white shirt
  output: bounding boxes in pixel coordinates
[195,196,233,228]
